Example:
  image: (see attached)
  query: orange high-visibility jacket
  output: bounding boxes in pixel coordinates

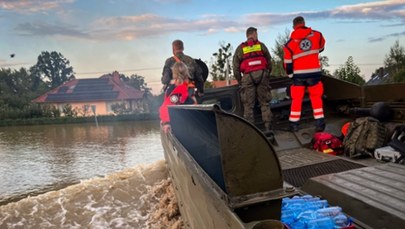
[283,26,325,79]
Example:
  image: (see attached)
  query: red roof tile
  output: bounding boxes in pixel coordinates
[211,79,238,88]
[32,71,144,103]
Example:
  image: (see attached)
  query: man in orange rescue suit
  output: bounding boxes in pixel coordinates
[233,27,273,131]
[283,16,326,132]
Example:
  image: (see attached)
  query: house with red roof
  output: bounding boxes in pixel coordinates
[32,71,148,116]
[210,79,238,88]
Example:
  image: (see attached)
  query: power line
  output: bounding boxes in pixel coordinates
[76,67,162,75]
[328,63,382,66]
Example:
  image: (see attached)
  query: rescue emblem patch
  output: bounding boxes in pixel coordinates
[300,39,312,51]
[170,94,180,104]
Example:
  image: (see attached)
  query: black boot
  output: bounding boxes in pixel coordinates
[264,122,272,132]
[289,122,299,132]
[315,118,326,132]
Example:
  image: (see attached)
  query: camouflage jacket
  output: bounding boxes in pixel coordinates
[161,52,204,93]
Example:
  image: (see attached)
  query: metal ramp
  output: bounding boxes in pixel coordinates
[301,163,405,229]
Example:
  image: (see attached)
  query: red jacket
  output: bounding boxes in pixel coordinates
[283,26,325,79]
[159,83,189,124]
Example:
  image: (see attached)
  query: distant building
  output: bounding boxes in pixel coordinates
[366,67,390,85]
[32,71,148,116]
[210,79,238,88]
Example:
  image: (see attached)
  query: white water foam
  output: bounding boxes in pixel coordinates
[0,160,184,229]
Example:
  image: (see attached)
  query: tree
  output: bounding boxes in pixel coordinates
[320,56,330,75]
[384,40,405,82]
[334,56,365,85]
[271,29,290,77]
[210,42,233,81]
[30,51,75,89]
[0,67,55,119]
[0,67,47,107]
[121,74,150,91]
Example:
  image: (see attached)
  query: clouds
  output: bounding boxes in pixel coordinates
[4,0,405,42]
[89,14,237,40]
[330,0,405,20]
[0,0,74,13]
[14,22,89,38]
[369,30,405,42]
[242,0,405,26]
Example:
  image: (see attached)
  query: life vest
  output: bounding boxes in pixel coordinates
[240,40,268,74]
[283,26,325,78]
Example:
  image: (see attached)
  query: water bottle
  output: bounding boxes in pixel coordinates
[281,209,295,225]
[301,194,315,199]
[305,200,329,211]
[290,219,306,229]
[315,206,342,218]
[296,210,315,224]
[282,198,305,212]
[334,213,350,228]
[307,217,335,229]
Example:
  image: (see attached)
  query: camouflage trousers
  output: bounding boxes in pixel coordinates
[240,70,273,130]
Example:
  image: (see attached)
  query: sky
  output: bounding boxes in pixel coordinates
[0,0,404,94]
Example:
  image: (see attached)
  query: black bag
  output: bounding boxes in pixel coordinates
[343,117,386,158]
[195,58,209,82]
[390,124,405,142]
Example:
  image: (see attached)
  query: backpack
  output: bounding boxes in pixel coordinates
[194,58,209,82]
[312,132,343,155]
[343,117,386,158]
[390,124,405,142]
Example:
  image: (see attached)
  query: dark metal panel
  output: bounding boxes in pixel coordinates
[170,106,226,191]
[302,163,405,229]
[202,84,243,116]
[169,104,284,199]
[161,132,246,229]
[364,83,405,102]
[216,111,283,197]
[322,75,362,100]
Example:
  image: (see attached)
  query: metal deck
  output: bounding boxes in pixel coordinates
[276,148,366,187]
[301,163,405,229]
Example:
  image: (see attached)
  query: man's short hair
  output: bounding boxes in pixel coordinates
[246,27,257,36]
[172,40,184,51]
[293,16,305,27]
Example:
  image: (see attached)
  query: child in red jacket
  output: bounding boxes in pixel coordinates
[159,62,194,133]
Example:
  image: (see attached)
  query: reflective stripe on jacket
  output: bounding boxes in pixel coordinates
[283,26,325,79]
[240,40,268,74]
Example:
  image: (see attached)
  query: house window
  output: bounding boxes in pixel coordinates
[84,104,89,112]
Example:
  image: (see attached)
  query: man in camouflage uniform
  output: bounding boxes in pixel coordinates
[233,27,273,131]
[161,39,204,97]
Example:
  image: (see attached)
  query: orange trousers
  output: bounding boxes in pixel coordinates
[289,81,324,122]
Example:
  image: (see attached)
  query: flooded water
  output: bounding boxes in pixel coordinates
[0,121,183,228]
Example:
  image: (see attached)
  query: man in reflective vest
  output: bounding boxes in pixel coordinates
[283,16,326,132]
[233,27,273,131]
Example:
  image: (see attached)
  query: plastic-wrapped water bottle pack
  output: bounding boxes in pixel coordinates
[281,195,355,229]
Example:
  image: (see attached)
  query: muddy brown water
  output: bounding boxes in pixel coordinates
[0,121,183,228]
